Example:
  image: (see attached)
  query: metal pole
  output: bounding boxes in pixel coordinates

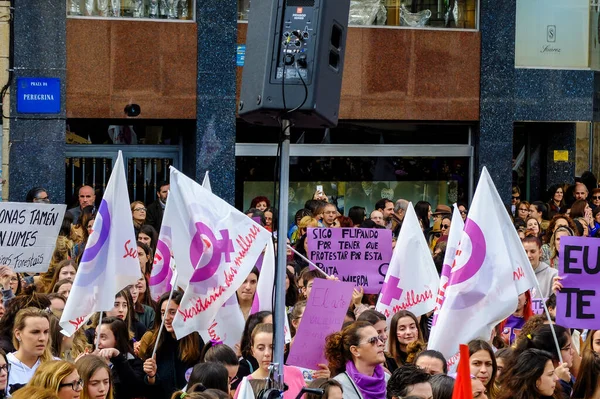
[273,119,290,390]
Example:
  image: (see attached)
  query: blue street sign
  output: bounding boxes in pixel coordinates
[16,77,61,114]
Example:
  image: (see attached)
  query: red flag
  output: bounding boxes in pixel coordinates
[452,344,473,399]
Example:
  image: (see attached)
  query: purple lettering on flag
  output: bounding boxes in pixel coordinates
[190,222,235,282]
[76,200,110,286]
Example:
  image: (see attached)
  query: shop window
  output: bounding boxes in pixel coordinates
[238,0,477,29]
[236,155,470,224]
[67,0,195,20]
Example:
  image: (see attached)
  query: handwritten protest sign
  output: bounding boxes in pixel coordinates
[286,279,354,369]
[307,228,392,294]
[0,202,66,272]
[556,236,600,329]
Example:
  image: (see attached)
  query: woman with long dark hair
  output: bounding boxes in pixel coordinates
[468,340,498,399]
[387,310,422,371]
[514,324,574,397]
[496,349,560,399]
[572,349,600,399]
[232,311,272,390]
[94,317,148,399]
[138,291,203,398]
[414,201,432,235]
[546,184,565,219]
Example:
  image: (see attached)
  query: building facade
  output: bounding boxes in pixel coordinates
[2,0,597,212]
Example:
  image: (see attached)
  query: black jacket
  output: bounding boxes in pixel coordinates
[145,201,165,233]
[110,354,150,399]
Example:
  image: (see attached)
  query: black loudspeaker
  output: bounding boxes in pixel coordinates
[239,0,350,128]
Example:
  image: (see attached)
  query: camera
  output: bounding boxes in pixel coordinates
[124,103,141,117]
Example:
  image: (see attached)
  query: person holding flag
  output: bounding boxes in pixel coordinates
[60,151,142,337]
[428,167,538,372]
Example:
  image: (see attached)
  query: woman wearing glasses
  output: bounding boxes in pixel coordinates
[0,349,9,398]
[75,355,113,399]
[325,321,389,399]
[28,360,83,399]
[130,202,147,236]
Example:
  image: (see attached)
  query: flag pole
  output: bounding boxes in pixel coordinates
[95,311,103,348]
[531,278,563,364]
[286,244,329,277]
[152,275,178,359]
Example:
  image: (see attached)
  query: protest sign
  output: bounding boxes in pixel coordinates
[286,279,354,370]
[531,297,547,315]
[556,236,600,329]
[307,228,392,294]
[0,202,66,272]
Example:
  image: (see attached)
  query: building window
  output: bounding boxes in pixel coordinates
[238,0,478,29]
[67,0,194,20]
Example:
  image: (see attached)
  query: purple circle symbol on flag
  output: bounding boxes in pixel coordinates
[150,231,172,285]
[76,200,111,286]
[447,218,491,310]
[189,222,235,283]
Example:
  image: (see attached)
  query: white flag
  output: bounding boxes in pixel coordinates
[60,151,142,336]
[199,294,246,349]
[375,203,439,321]
[149,171,214,300]
[236,377,255,399]
[202,171,212,192]
[428,167,526,370]
[249,240,292,343]
[431,204,464,326]
[170,167,270,339]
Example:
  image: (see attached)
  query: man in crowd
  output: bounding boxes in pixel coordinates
[390,199,408,237]
[370,210,385,227]
[67,185,96,222]
[322,203,338,228]
[146,181,169,233]
[387,364,433,399]
[375,198,395,229]
[574,182,589,201]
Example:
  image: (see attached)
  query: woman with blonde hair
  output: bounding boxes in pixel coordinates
[75,355,113,399]
[8,307,53,392]
[11,386,60,399]
[28,360,82,399]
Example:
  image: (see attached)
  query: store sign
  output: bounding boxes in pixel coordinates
[515,0,590,69]
[16,77,61,114]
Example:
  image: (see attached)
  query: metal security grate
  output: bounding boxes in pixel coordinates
[65,145,181,206]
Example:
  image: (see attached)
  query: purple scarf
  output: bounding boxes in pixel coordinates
[345,360,386,399]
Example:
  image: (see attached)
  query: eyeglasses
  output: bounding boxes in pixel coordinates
[593,196,600,200]
[459,210,467,215]
[512,196,520,200]
[0,364,10,373]
[360,336,385,346]
[59,379,84,391]
[441,224,450,229]
[134,207,147,212]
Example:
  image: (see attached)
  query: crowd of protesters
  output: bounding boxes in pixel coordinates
[5,173,600,399]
